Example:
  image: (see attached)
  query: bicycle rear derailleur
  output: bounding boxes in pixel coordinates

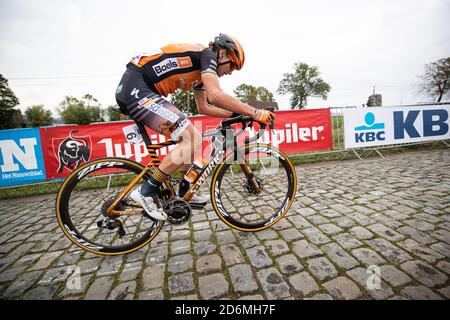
[97,197,127,238]
[96,218,126,238]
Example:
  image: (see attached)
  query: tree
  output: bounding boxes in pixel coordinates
[277,62,331,109]
[58,94,104,125]
[105,105,125,121]
[11,109,24,129]
[170,89,197,115]
[418,57,450,102]
[25,105,53,127]
[0,74,21,129]
[234,84,276,103]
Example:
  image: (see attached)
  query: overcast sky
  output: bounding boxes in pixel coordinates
[1,0,449,116]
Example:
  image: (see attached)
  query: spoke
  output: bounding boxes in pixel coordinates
[261,187,283,208]
[122,216,133,241]
[259,159,268,172]
[106,174,113,194]
[93,188,108,203]
[99,227,108,245]
[255,196,269,221]
[227,169,244,186]
[234,197,247,210]
[232,198,247,220]
[239,197,252,220]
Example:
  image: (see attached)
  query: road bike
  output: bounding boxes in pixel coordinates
[55,112,297,255]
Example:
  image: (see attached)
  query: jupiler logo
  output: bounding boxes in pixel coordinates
[53,130,91,173]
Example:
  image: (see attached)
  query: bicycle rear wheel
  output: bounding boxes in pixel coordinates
[210,143,297,231]
[55,157,164,255]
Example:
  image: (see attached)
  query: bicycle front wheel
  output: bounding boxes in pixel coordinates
[55,157,164,256]
[210,143,297,231]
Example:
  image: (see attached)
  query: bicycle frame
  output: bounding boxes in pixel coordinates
[182,126,262,201]
[106,120,259,216]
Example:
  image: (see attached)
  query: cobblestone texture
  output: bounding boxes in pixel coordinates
[0,149,449,299]
[229,264,258,294]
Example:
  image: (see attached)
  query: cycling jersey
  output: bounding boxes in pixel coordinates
[128,44,218,97]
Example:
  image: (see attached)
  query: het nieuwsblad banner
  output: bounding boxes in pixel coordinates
[0,128,46,187]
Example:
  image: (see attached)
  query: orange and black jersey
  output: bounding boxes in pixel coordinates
[127,44,218,97]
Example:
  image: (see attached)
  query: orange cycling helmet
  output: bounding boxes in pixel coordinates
[211,34,245,70]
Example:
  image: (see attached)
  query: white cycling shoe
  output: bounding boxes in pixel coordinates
[187,193,209,206]
[130,187,167,221]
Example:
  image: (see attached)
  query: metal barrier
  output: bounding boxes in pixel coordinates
[330,106,347,151]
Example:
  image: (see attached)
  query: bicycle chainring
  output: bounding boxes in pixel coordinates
[163,198,192,225]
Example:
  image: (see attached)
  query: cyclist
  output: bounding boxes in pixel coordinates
[115,34,275,221]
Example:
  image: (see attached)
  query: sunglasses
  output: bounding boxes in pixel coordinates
[218,59,237,71]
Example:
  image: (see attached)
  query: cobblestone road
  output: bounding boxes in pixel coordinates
[0,149,449,300]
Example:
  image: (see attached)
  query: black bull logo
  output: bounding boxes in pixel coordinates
[57,130,91,173]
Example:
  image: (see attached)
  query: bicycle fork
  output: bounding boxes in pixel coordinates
[235,144,262,195]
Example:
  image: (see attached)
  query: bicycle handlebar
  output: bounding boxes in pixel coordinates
[220,107,275,144]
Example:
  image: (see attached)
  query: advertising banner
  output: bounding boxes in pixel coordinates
[39,122,168,180]
[265,108,333,154]
[343,105,450,149]
[39,108,333,180]
[0,128,46,187]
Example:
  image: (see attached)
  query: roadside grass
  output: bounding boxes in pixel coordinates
[0,180,64,199]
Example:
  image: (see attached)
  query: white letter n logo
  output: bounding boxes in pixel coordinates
[0,138,38,172]
[130,88,140,99]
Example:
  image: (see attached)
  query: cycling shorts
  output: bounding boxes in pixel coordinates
[115,68,190,140]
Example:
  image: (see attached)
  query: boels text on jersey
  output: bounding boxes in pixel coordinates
[152,57,193,76]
